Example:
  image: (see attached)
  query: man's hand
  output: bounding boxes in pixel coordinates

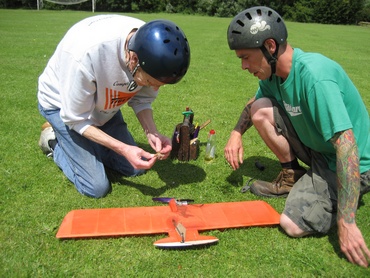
[123,145,157,169]
[135,109,172,160]
[338,219,370,267]
[146,132,172,159]
[224,130,244,170]
[82,125,158,169]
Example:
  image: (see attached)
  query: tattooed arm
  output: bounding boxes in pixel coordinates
[331,129,360,224]
[233,96,256,134]
[331,129,370,267]
[224,97,255,170]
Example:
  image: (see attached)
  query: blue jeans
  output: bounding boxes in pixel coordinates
[38,103,145,198]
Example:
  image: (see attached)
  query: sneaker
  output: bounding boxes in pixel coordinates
[38,122,56,157]
[250,168,307,198]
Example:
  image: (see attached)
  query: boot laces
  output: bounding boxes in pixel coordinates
[272,171,284,187]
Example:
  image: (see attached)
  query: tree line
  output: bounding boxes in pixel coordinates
[2,0,370,24]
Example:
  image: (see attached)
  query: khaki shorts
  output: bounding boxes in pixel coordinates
[272,99,370,233]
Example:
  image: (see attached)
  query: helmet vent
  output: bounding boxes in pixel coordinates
[227,7,287,50]
[236,19,244,27]
[131,20,190,84]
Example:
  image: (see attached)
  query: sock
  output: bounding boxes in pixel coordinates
[281,158,304,170]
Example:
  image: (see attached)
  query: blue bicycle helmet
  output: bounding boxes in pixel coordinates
[128,19,190,84]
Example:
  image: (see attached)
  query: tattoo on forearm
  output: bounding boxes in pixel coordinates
[331,130,360,224]
[234,103,253,134]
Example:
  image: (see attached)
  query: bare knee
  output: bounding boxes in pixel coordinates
[280,214,310,238]
[251,98,274,126]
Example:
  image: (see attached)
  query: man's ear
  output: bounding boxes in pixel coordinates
[264,39,277,54]
[131,52,139,64]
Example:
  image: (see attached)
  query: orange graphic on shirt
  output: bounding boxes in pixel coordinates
[104,88,136,110]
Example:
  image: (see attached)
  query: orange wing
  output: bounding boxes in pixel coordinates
[56,200,280,247]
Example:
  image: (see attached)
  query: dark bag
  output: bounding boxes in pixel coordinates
[170,111,199,161]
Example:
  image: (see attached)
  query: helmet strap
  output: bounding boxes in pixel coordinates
[131,62,140,77]
[260,41,280,81]
[127,61,140,92]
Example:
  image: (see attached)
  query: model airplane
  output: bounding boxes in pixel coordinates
[56,199,280,248]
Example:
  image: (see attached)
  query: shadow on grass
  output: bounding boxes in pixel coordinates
[226,155,282,190]
[107,143,206,197]
[326,226,347,262]
[326,197,368,263]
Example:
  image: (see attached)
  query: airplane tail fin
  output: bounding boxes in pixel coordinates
[154,228,218,248]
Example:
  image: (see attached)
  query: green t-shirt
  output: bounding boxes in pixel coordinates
[256,48,370,173]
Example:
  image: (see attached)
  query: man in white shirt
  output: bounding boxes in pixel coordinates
[37,15,190,198]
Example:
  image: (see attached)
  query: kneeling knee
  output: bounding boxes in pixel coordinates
[75,177,111,199]
[280,214,307,238]
[89,184,111,198]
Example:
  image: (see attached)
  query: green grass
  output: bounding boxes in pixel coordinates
[1,9,370,277]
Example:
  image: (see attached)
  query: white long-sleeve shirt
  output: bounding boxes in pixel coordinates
[38,15,158,134]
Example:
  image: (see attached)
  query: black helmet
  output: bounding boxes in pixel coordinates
[128,19,190,84]
[227,6,287,50]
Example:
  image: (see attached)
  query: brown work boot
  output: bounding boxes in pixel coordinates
[250,168,306,198]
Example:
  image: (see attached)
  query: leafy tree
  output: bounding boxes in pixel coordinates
[1,0,369,24]
[283,0,314,23]
[308,0,366,24]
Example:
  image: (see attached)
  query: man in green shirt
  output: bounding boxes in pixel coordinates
[224,6,370,267]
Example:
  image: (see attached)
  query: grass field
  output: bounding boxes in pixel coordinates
[1,9,370,277]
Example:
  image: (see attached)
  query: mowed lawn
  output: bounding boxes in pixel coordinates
[1,9,370,277]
